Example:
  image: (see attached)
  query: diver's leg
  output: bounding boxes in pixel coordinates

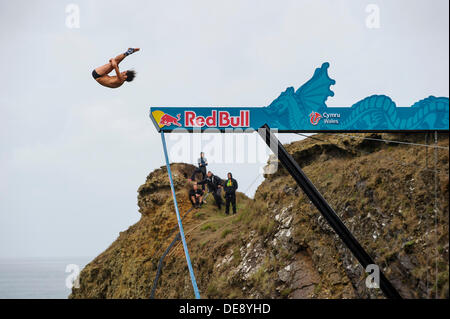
[113,48,140,64]
[94,62,114,76]
[94,48,139,76]
[113,53,126,65]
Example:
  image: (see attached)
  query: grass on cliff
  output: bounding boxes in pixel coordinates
[151,190,283,298]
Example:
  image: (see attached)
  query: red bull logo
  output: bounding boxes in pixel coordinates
[159,113,182,127]
[309,111,322,125]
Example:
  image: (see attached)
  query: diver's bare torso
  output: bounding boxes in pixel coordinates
[95,75,125,88]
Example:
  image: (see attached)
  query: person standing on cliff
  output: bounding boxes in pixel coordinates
[189,152,208,188]
[223,172,238,215]
[91,48,140,88]
[198,171,223,210]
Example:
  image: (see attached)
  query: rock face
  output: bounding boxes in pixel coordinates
[70,133,449,299]
[69,163,196,298]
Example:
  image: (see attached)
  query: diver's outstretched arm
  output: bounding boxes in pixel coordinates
[110,59,125,82]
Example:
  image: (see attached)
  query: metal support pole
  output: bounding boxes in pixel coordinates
[160,131,201,299]
[258,124,401,299]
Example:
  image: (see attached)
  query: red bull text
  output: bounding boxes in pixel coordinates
[184,110,250,128]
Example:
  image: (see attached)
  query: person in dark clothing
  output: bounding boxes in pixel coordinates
[190,152,208,184]
[188,183,204,208]
[223,172,238,215]
[198,171,223,210]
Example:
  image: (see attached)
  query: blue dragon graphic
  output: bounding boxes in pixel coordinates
[263,62,449,130]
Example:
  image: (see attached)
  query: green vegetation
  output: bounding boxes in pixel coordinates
[221,228,232,238]
[249,264,274,295]
[281,288,292,298]
[200,223,214,231]
[194,211,205,219]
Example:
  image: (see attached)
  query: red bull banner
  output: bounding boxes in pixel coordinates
[150,63,449,132]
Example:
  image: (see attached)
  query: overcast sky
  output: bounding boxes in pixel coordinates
[0,0,448,258]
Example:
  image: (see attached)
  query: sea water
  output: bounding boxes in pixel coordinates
[0,257,92,299]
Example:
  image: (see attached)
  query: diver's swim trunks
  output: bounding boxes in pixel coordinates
[92,69,101,79]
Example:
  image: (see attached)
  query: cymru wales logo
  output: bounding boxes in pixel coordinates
[309,111,321,125]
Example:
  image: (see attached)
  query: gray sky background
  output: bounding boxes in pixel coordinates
[0,0,448,258]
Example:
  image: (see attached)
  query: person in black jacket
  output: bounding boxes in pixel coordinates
[223,172,238,215]
[198,171,223,210]
[188,183,204,208]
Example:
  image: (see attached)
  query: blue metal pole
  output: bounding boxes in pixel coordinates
[160,131,201,299]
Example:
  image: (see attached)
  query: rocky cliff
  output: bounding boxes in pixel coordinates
[70,133,449,299]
